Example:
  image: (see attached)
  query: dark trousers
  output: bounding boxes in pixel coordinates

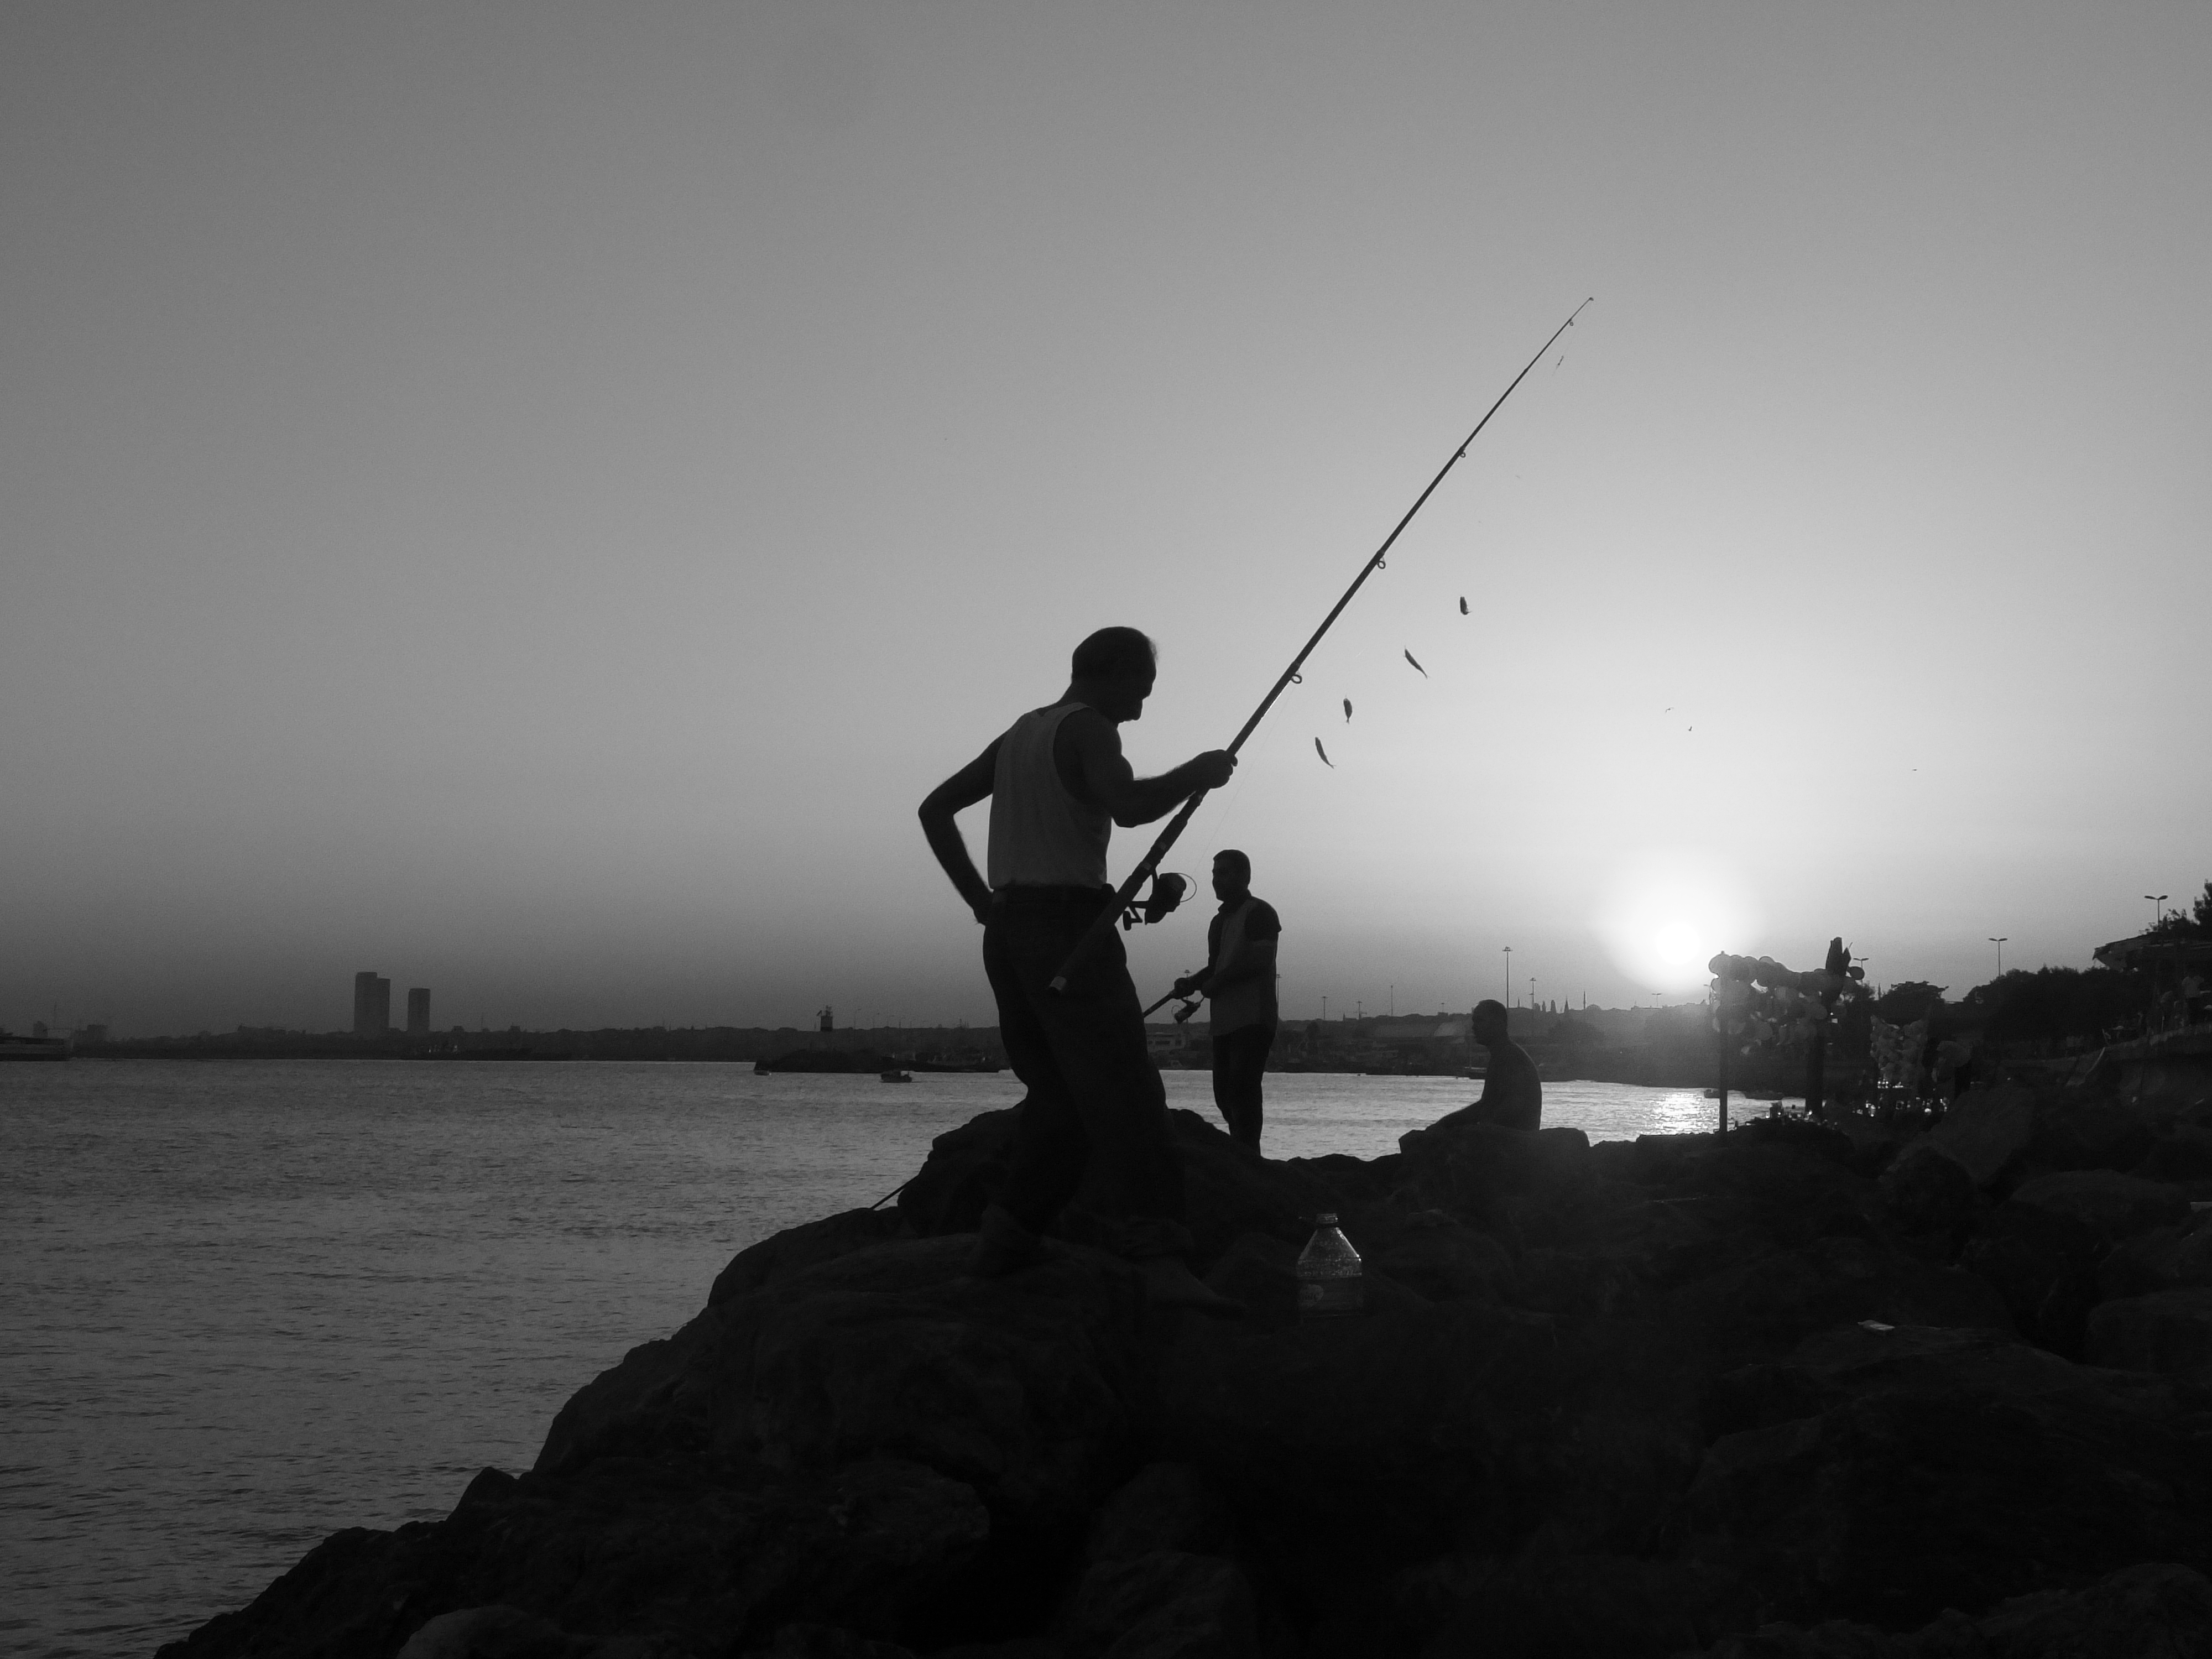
[982,887,1190,1260]
[1210,1021,1274,1149]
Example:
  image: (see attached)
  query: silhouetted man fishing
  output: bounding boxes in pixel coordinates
[1170,849,1280,1150]
[1422,999,1542,1134]
[919,627,1239,1311]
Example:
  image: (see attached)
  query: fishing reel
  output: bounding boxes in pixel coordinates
[1121,870,1192,931]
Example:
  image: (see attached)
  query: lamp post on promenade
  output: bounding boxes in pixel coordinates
[1503,946,1512,1005]
[1989,937,2007,977]
[2146,894,2169,930]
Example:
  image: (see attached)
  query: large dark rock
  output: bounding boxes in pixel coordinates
[1361,1212,1516,1305]
[1683,1324,2212,1630]
[397,1604,685,1658]
[1919,1087,2039,1190]
[1063,1552,1258,1659]
[168,1111,2212,1659]
[1153,1303,1713,1599]
[2099,1208,2212,1300]
[896,1107,1023,1237]
[2008,1170,2191,1247]
[1401,1552,1717,1659]
[710,1208,912,1306]
[163,1453,993,1659]
[896,1104,1357,1275]
[1666,1234,2013,1361]
[1958,1199,2103,1359]
[1874,1144,1981,1253]
[1696,1561,2212,1657]
[541,1237,1149,1538]
[1922,1087,2173,1196]
[2086,1287,2212,1385]
[1084,1462,1233,1562]
[2022,1096,2159,1181]
[2133,1126,2212,1185]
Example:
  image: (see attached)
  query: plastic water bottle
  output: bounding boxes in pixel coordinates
[1297,1213,1363,1319]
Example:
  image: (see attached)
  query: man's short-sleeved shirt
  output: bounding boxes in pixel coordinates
[1206,895,1280,1034]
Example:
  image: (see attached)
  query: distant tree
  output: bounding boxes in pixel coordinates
[1549,1013,1599,1049]
[1647,1004,1708,1044]
[1873,980,1947,1026]
[1960,964,2146,1052]
[2150,879,2212,939]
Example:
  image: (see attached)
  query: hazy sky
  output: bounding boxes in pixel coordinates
[5,3,2207,1036]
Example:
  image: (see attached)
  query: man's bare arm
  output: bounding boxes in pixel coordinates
[1060,711,1234,827]
[918,741,1000,924]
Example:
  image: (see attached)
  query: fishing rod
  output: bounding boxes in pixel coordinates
[1049,298,1594,996]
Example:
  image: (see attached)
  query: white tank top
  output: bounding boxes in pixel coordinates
[987,703,1111,889]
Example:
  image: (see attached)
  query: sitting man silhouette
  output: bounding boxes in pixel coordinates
[1421,999,1542,1134]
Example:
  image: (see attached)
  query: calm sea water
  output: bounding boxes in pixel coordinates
[0,1061,1723,1658]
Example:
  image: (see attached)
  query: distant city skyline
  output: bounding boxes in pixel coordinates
[4,6,2206,1039]
[17,910,2187,1045]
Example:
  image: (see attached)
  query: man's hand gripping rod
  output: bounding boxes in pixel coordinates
[1047,299,1593,995]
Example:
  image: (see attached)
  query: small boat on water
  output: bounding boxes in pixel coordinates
[879,1070,913,1083]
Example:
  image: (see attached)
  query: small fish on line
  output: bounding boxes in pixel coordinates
[1314,737,1334,768]
[1343,698,1353,722]
[1404,649,1428,677]
[1459,597,1468,615]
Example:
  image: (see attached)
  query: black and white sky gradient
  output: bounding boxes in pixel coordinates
[5,3,2207,1035]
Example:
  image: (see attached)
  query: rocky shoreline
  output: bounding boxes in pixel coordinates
[159,1081,2212,1658]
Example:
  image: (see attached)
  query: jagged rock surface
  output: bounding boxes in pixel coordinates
[163,1092,2212,1658]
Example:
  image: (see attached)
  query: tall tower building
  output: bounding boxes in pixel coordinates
[405,988,431,1036]
[353,972,392,1037]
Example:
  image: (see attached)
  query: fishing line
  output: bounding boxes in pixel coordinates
[1048,299,1596,994]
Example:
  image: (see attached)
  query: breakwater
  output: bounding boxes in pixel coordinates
[160,1076,2212,1657]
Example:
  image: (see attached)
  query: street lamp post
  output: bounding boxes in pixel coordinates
[2146,894,2169,930]
[1503,946,1512,1006]
[1989,937,2007,977]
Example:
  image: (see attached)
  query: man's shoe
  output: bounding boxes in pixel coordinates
[1140,1255,1243,1315]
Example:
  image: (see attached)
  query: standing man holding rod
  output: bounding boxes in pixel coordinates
[917,627,1239,1310]
[1172,851,1281,1149]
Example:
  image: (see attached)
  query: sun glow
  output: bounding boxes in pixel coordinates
[1653,920,1704,968]
[1594,851,1760,993]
